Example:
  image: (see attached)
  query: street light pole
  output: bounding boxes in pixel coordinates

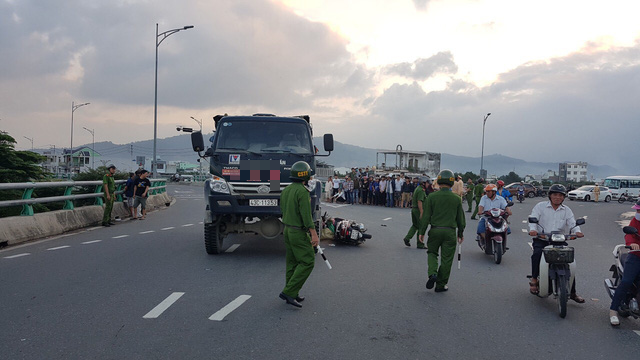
[83,127,95,170]
[23,136,34,151]
[70,101,90,175]
[190,116,203,179]
[153,23,194,176]
[480,112,491,179]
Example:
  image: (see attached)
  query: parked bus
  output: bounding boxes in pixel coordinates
[602,176,640,198]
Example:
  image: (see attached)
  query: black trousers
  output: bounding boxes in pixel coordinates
[531,239,577,294]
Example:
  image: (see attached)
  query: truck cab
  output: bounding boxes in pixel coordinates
[190,114,333,254]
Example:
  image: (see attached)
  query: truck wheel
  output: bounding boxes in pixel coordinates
[204,222,224,255]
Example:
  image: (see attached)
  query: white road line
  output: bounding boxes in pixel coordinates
[198,222,204,225]
[634,330,640,337]
[81,240,102,245]
[47,245,70,251]
[528,242,533,250]
[161,227,175,231]
[225,244,241,253]
[4,253,30,259]
[522,220,527,223]
[209,295,251,321]
[382,217,392,221]
[143,292,185,319]
[112,235,129,239]
[522,229,528,233]
[139,230,155,234]
[182,224,194,227]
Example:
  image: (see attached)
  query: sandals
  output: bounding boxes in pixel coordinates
[610,315,620,326]
[570,294,586,303]
[529,281,539,295]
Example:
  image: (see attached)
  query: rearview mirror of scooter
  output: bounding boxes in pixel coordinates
[528,217,538,224]
[623,226,638,235]
[575,218,585,226]
[507,201,514,207]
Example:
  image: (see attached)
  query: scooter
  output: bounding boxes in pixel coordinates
[604,226,640,319]
[322,213,372,246]
[517,190,525,203]
[476,205,512,264]
[528,216,586,318]
[617,192,636,204]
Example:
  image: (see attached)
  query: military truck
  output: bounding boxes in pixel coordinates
[189,114,333,254]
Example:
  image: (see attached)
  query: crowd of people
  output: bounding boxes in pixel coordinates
[101,165,152,226]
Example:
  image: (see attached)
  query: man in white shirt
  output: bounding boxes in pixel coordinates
[528,184,585,302]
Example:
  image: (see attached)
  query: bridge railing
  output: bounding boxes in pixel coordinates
[0,179,167,216]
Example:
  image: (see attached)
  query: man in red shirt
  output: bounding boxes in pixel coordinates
[609,200,640,325]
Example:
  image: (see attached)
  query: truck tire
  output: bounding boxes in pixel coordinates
[204,222,224,255]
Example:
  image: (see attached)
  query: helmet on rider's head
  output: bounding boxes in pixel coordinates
[289,161,313,182]
[548,184,567,197]
[484,184,497,193]
[437,169,455,186]
[520,181,524,184]
[497,180,504,187]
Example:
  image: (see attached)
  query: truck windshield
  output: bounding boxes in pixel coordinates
[215,120,313,155]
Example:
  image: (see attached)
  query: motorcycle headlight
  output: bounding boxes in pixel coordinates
[209,176,230,194]
[551,234,565,242]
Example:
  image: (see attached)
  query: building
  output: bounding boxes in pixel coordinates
[376,147,441,178]
[559,161,588,182]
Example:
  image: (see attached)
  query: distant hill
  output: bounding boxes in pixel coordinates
[41,134,619,179]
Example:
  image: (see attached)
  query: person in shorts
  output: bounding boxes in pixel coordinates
[123,172,136,218]
[133,170,151,220]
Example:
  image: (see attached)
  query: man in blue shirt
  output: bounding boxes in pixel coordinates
[496,180,512,202]
[477,184,512,241]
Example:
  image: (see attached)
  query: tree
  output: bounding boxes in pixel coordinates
[459,171,479,183]
[499,171,522,185]
[0,133,47,182]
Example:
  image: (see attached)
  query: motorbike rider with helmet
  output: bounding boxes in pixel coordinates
[609,199,640,325]
[496,180,513,202]
[528,184,585,302]
[517,181,525,199]
[477,183,512,243]
[279,161,319,308]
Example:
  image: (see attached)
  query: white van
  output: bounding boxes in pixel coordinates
[602,176,640,198]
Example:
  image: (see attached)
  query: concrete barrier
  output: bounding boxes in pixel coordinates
[0,193,173,246]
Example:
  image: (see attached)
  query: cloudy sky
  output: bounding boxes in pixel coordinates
[1,0,639,171]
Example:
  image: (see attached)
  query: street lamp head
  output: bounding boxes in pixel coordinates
[183,25,194,29]
[487,113,491,116]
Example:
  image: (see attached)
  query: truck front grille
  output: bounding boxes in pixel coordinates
[229,182,290,195]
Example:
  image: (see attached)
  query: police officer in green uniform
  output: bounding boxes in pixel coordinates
[470,178,485,220]
[279,161,319,308]
[465,178,474,212]
[102,164,116,227]
[403,179,427,248]
[424,169,465,292]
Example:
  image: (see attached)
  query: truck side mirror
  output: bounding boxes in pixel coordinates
[323,134,334,152]
[191,131,205,152]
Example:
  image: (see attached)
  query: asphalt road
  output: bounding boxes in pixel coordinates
[1,185,639,359]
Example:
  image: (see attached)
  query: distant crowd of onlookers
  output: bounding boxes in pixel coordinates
[324,168,437,208]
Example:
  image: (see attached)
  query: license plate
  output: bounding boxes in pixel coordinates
[350,231,359,240]
[249,199,278,206]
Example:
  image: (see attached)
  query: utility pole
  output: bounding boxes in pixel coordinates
[83,127,95,170]
[70,101,90,175]
[23,136,34,151]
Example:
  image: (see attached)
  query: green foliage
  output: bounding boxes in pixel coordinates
[499,171,522,184]
[459,171,479,183]
[73,166,129,181]
[0,133,47,182]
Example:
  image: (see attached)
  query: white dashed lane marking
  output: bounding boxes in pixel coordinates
[522,229,528,233]
[528,242,533,250]
[143,292,185,319]
[198,222,204,225]
[139,230,155,234]
[225,244,241,253]
[209,295,251,321]
[382,217,392,221]
[161,227,175,231]
[3,253,30,259]
[634,330,640,337]
[47,245,70,251]
[112,235,129,239]
[182,224,194,227]
[81,240,102,245]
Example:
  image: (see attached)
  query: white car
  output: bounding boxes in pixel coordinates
[568,186,612,202]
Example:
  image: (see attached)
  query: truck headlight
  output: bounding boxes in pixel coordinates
[209,176,230,194]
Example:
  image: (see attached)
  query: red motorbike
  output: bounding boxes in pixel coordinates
[476,206,511,264]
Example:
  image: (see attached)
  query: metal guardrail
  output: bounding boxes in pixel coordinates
[0,179,167,216]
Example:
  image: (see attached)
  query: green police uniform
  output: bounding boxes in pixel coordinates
[465,183,474,212]
[403,185,427,248]
[471,183,484,219]
[102,173,115,225]
[423,187,466,289]
[280,182,316,299]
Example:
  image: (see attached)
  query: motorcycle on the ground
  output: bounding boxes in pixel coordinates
[322,212,371,245]
[528,216,585,318]
[476,203,512,264]
[604,226,640,319]
[617,192,637,204]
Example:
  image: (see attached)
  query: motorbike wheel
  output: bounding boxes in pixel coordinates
[618,197,625,204]
[493,242,502,264]
[557,274,569,318]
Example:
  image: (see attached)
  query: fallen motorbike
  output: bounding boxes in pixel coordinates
[604,226,640,319]
[476,204,512,264]
[322,212,371,245]
[617,192,637,204]
[528,216,586,318]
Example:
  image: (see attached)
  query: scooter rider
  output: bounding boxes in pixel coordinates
[609,199,640,326]
[528,184,585,302]
[496,180,512,202]
[477,184,512,243]
[517,181,525,199]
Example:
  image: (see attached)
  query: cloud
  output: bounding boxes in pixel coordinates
[384,51,458,80]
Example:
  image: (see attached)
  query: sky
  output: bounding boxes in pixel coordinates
[1,0,639,172]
